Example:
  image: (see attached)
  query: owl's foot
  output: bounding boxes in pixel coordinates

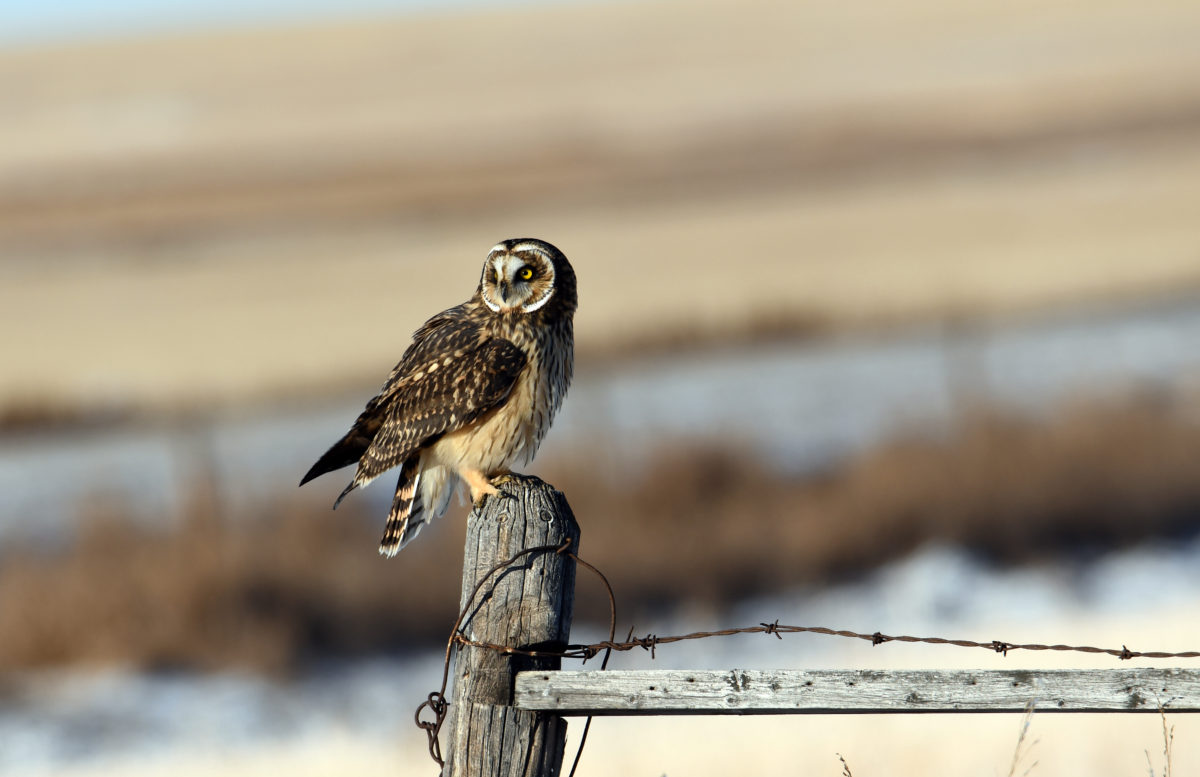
[463,468,502,507]
[489,472,516,488]
[490,472,534,501]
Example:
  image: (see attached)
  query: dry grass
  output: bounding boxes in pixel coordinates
[0,395,1197,674]
[548,395,1200,616]
[1006,701,1040,777]
[1147,701,1177,777]
[0,492,467,674]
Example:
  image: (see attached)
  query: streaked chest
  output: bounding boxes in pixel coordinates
[432,321,571,470]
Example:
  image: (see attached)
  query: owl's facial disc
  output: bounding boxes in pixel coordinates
[481,245,556,314]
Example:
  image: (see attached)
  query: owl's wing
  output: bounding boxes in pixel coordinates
[370,304,473,408]
[341,336,527,497]
[299,305,478,488]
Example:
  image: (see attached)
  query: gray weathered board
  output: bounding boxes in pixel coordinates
[515,669,1200,715]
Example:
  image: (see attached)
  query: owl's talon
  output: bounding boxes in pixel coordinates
[492,473,529,502]
[474,489,500,507]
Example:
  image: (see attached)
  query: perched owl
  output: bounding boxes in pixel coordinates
[300,239,577,556]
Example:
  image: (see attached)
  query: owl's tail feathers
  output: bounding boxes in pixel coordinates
[379,456,424,558]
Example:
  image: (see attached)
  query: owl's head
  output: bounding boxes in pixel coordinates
[479,239,576,317]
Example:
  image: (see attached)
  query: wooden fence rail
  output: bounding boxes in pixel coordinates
[437,478,1197,776]
[515,668,1200,715]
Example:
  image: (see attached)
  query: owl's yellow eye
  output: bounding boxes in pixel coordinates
[518,266,534,281]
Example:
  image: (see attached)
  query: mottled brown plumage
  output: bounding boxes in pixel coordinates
[300,239,577,556]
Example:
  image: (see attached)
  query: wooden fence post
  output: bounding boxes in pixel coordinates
[441,475,580,777]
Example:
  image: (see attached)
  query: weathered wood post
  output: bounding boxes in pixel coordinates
[441,475,580,777]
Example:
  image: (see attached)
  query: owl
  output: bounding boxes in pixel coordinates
[299,239,576,556]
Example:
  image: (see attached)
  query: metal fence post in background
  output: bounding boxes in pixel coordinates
[441,475,580,777]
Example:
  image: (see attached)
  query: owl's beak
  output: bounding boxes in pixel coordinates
[498,280,513,304]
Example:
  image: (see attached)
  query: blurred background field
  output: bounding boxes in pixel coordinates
[2,0,1200,774]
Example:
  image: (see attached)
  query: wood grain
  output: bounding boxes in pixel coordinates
[515,669,1200,716]
[441,475,580,777]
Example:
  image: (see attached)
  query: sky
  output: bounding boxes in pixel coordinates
[0,0,565,47]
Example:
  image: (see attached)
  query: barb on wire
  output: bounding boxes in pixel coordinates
[563,547,617,777]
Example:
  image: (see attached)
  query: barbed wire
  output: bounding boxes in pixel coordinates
[414,540,570,767]
[415,540,1200,770]
[455,622,1200,663]
[414,538,617,773]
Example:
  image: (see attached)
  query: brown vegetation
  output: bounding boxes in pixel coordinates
[0,494,467,674]
[552,394,1200,613]
[1,396,1197,674]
